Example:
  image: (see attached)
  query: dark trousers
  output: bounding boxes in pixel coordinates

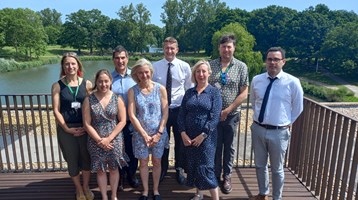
[161,107,185,174]
[120,122,138,178]
[215,113,240,178]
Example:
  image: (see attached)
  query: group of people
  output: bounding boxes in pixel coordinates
[51,34,303,200]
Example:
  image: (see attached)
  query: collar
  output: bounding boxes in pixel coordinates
[265,70,284,80]
[112,68,132,78]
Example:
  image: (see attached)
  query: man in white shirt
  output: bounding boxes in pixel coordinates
[249,47,304,200]
[153,37,193,185]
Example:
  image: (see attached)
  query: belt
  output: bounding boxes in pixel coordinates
[254,121,289,130]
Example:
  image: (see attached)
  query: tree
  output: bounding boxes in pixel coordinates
[320,22,358,74]
[100,19,127,50]
[37,8,62,45]
[206,7,250,55]
[1,8,47,59]
[212,23,263,79]
[59,9,109,54]
[247,6,298,54]
[117,3,153,52]
[285,5,332,65]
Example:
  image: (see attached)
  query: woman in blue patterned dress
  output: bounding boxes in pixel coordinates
[128,58,168,200]
[178,60,222,200]
[83,69,128,200]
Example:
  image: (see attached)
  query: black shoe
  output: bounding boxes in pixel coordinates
[221,176,232,194]
[118,175,124,191]
[139,195,148,200]
[128,176,140,188]
[176,169,186,185]
[153,194,161,200]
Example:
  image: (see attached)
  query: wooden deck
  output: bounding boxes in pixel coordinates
[0,168,316,200]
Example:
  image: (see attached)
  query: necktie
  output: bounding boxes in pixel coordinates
[258,77,277,123]
[166,63,172,106]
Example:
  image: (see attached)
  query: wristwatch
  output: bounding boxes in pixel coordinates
[201,132,208,139]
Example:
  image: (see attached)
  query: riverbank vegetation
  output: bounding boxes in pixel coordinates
[0,1,357,102]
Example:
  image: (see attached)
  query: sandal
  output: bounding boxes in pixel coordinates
[84,190,94,200]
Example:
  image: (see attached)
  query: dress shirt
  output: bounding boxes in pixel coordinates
[250,70,304,126]
[153,57,193,108]
[111,68,136,107]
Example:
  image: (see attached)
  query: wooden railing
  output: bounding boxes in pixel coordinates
[289,97,358,200]
[1,94,357,199]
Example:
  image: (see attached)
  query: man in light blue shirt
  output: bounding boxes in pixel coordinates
[249,47,303,200]
[111,45,138,189]
[152,37,193,185]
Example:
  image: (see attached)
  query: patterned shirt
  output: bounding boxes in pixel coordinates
[209,57,249,116]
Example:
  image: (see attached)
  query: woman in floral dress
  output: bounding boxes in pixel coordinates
[83,69,128,200]
[128,58,168,200]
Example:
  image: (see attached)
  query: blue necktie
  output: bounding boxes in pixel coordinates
[166,63,172,106]
[258,77,277,123]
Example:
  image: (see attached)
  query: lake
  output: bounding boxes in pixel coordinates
[0,60,131,95]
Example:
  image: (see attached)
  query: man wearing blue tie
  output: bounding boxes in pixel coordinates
[249,47,304,200]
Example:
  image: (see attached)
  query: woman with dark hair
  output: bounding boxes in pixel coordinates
[83,69,128,200]
[51,52,94,200]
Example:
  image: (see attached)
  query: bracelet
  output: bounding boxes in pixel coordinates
[158,131,163,135]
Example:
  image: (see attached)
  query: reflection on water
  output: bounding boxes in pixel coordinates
[0,60,119,95]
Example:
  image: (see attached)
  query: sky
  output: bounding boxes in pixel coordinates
[0,0,357,27]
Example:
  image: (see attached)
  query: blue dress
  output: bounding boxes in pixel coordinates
[132,82,169,159]
[178,84,222,190]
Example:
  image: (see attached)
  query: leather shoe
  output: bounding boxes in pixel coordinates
[249,194,268,200]
[153,194,161,200]
[221,176,232,194]
[176,169,186,185]
[139,195,148,200]
[128,176,140,188]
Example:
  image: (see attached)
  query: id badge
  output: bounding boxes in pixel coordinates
[71,101,81,109]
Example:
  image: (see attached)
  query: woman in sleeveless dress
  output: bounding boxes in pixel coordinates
[51,52,94,200]
[128,58,169,200]
[83,69,128,200]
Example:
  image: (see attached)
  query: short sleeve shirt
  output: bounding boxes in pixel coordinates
[209,57,249,116]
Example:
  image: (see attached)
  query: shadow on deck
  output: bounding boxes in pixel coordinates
[0,168,315,200]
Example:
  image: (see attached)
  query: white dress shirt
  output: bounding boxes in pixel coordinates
[250,70,304,126]
[153,57,193,108]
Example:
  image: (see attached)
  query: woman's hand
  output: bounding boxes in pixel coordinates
[68,127,86,137]
[181,132,192,146]
[191,134,205,147]
[150,133,161,147]
[143,134,153,147]
[97,137,114,150]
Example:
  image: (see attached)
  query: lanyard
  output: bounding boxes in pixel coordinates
[66,77,80,101]
[220,63,233,85]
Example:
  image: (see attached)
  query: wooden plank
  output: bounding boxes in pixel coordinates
[0,168,316,200]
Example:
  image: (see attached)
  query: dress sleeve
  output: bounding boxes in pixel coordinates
[202,87,222,134]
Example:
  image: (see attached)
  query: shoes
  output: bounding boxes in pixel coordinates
[176,168,186,185]
[128,176,140,188]
[221,175,232,194]
[139,195,148,200]
[153,194,161,200]
[76,194,86,200]
[118,176,124,191]
[84,190,94,200]
[249,194,269,200]
[190,193,203,200]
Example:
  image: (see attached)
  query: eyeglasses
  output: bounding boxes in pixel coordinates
[266,58,283,63]
[63,52,78,57]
